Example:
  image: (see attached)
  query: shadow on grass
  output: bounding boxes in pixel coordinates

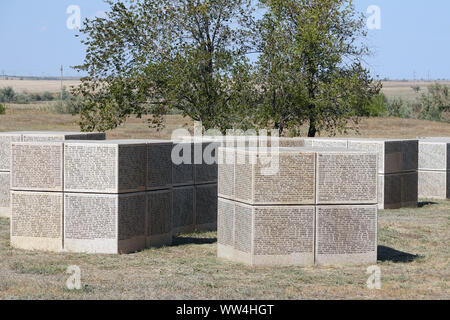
[171,236,217,246]
[378,245,420,263]
[418,201,438,208]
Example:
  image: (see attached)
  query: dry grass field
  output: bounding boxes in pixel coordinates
[382,81,450,101]
[0,80,81,94]
[0,201,448,300]
[0,79,449,300]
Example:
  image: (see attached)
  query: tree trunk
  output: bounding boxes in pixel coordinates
[308,118,317,137]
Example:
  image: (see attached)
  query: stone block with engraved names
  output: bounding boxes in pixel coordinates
[64,192,147,254]
[10,191,64,252]
[217,198,315,266]
[11,141,64,192]
[64,141,147,194]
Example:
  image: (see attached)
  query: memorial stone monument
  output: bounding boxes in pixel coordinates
[418,138,450,199]
[217,147,378,266]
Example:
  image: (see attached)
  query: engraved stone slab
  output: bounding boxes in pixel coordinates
[230,148,316,205]
[310,138,349,148]
[316,150,378,205]
[64,193,146,254]
[315,205,377,266]
[172,186,195,234]
[64,141,147,193]
[147,189,172,247]
[0,133,22,171]
[418,170,449,199]
[21,131,105,142]
[195,184,217,231]
[218,201,315,266]
[11,191,63,252]
[172,142,194,186]
[217,198,235,260]
[0,172,10,218]
[147,141,173,190]
[218,147,235,200]
[194,142,220,185]
[379,172,418,209]
[348,139,418,174]
[11,142,64,192]
[419,139,450,171]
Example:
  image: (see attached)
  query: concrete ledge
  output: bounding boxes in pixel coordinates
[315,252,377,266]
[0,207,10,218]
[11,236,62,252]
[64,238,118,254]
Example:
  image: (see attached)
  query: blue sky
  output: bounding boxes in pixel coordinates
[0,0,449,79]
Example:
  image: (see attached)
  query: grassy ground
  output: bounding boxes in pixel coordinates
[0,200,448,300]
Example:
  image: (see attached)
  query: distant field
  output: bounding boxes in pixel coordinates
[382,80,450,101]
[1,79,450,99]
[0,80,81,94]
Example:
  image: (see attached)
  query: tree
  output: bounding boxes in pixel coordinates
[255,0,381,137]
[73,0,256,132]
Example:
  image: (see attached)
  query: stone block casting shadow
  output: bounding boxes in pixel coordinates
[172,236,217,246]
[377,245,420,263]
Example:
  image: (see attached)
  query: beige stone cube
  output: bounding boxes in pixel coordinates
[348,139,418,174]
[419,138,450,171]
[64,192,146,254]
[11,191,63,252]
[316,150,378,205]
[147,189,172,247]
[64,141,147,193]
[230,147,317,205]
[11,142,64,192]
[418,170,449,199]
[0,172,10,218]
[315,205,377,266]
[217,198,315,266]
[21,131,105,142]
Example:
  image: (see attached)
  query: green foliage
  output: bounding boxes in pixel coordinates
[0,103,5,115]
[0,87,16,102]
[417,83,450,121]
[254,0,381,136]
[74,0,256,133]
[359,93,387,117]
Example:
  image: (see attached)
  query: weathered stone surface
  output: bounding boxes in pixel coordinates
[217,198,235,260]
[419,139,450,171]
[172,186,195,234]
[379,172,418,209]
[230,148,316,205]
[418,170,449,199]
[0,133,22,171]
[64,141,147,193]
[195,184,217,231]
[0,172,10,218]
[147,189,172,247]
[64,192,146,254]
[348,139,418,174]
[147,141,173,190]
[11,142,64,192]
[172,142,194,186]
[316,150,378,205]
[22,131,105,142]
[315,205,377,266]
[218,199,315,266]
[218,147,235,200]
[308,138,349,148]
[11,191,63,252]
[194,142,220,185]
